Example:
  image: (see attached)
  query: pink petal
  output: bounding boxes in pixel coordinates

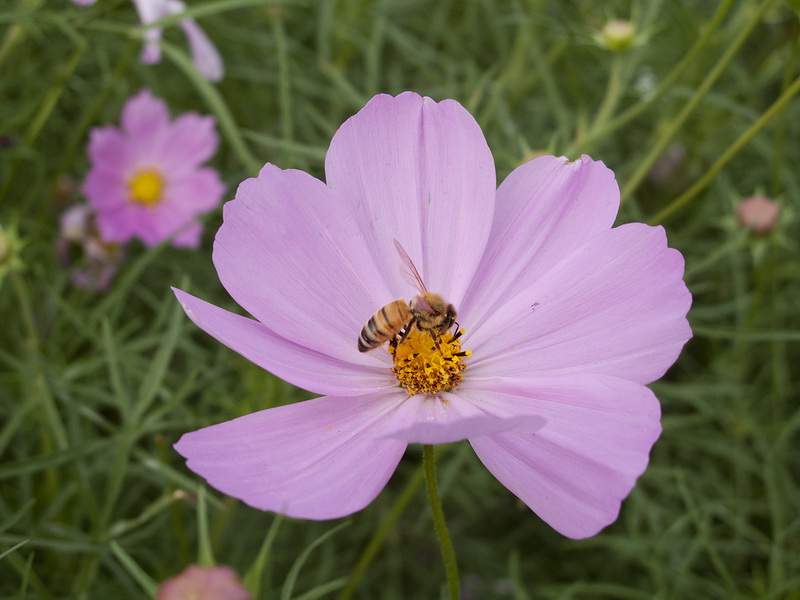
[213,163,394,365]
[140,37,162,65]
[468,223,692,385]
[83,167,128,212]
[120,90,170,152]
[86,126,130,168]
[133,0,165,24]
[468,374,661,539]
[179,18,224,82]
[141,205,199,247]
[461,155,619,324]
[159,114,220,174]
[170,220,203,248]
[174,393,408,520]
[173,289,394,396]
[378,390,545,444]
[166,167,225,213]
[95,204,146,244]
[324,92,496,306]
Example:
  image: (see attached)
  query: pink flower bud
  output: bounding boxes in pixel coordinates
[157,565,252,600]
[737,195,780,234]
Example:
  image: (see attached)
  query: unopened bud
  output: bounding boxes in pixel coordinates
[737,195,780,234]
[157,565,253,600]
[601,20,636,52]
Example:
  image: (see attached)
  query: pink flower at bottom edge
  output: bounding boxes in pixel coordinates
[157,565,252,600]
[737,194,780,234]
[173,92,692,539]
[83,89,224,248]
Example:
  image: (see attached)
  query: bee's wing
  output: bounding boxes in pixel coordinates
[393,239,428,293]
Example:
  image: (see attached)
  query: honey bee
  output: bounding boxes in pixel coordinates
[358,240,457,352]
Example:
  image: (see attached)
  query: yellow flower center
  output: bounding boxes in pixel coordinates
[128,169,165,206]
[389,327,471,396]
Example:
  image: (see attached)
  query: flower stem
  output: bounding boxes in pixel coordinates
[423,445,459,600]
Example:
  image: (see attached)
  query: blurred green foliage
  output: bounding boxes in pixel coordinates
[1,0,799,598]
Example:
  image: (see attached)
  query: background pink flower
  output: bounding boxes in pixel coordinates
[737,194,780,234]
[83,89,224,248]
[157,565,252,600]
[133,0,224,82]
[173,92,692,539]
[57,203,124,291]
[69,0,224,81]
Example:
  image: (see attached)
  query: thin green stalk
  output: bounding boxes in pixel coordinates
[423,445,459,600]
[0,0,44,69]
[591,54,624,136]
[528,27,570,138]
[337,464,426,600]
[243,514,284,599]
[56,40,138,175]
[0,41,86,205]
[770,20,798,198]
[649,73,800,224]
[71,433,135,598]
[159,41,262,175]
[271,8,294,165]
[622,0,776,202]
[197,485,215,567]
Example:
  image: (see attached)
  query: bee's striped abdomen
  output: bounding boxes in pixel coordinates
[358,299,410,352]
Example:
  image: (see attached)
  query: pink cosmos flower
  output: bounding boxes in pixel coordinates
[83,89,224,248]
[157,565,252,600]
[69,0,223,81]
[133,0,224,82]
[173,92,692,539]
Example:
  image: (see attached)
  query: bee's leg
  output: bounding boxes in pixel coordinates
[389,335,398,353]
[398,325,412,345]
[428,329,441,351]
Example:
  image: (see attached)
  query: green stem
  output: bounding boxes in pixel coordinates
[423,445,459,600]
[622,0,775,202]
[0,0,45,70]
[271,9,294,165]
[159,41,262,176]
[770,19,798,198]
[649,73,800,225]
[591,54,624,137]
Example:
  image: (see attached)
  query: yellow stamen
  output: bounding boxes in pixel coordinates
[128,169,164,206]
[389,328,471,396]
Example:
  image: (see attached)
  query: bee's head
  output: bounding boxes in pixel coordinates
[443,304,457,331]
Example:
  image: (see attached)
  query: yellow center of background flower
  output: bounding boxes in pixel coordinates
[129,170,164,206]
[389,328,470,396]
